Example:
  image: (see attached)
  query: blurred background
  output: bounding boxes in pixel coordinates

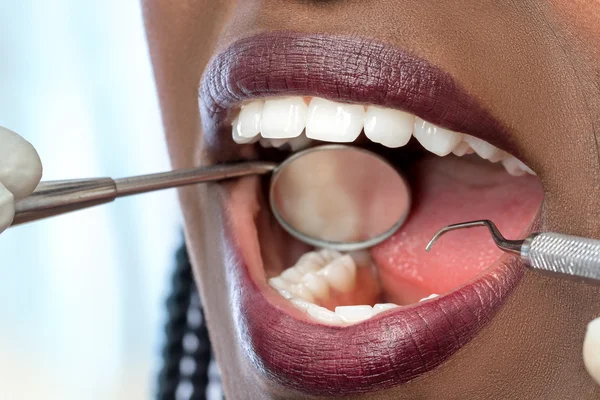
[0,1,183,399]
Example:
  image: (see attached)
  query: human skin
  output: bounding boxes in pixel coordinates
[142,1,600,398]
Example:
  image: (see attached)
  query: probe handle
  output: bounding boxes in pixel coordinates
[11,161,277,227]
[13,178,117,226]
[523,233,600,281]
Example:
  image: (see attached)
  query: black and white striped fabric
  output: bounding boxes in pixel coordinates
[157,245,225,400]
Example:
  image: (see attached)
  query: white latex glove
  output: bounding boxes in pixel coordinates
[584,317,600,384]
[0,126,43,233]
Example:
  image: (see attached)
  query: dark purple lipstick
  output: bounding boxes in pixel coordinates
[200,32,514,157]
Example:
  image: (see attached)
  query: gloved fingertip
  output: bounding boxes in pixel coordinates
[583,317,600,385]
[0,126,43,200]
[0,182,15,233]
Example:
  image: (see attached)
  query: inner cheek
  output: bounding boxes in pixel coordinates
[224,153,543,309]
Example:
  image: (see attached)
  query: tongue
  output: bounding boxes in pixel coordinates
[371,155,543,305]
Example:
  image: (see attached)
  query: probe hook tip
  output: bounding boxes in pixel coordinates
[425,219,524,255]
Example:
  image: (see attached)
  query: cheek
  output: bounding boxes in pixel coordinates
[549,0,600,49]
[143,0,236,167]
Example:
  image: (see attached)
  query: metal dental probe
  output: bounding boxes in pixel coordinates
[426,220,600,282]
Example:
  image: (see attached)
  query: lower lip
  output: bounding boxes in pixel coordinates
[220,191,528,396]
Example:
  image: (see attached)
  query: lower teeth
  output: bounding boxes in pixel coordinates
[268,249,438,326]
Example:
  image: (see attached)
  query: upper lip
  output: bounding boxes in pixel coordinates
[200,31,516,160]
[200,31,528,396]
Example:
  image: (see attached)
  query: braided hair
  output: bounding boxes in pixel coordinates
[157,244,224,400]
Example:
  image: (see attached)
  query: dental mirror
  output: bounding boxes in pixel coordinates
[13,145,411,251]
[269,145,411,251]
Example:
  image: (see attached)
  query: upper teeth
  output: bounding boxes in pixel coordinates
[231,96,536,176]
[305,98,365,143]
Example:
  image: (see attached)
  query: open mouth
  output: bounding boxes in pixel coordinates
[199,32,544,396]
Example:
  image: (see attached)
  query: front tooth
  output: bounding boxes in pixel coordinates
[236,100,264,139]
[413,117,463,156]
[302,272,329,299]
[306,98,364,142]
[463,134,504,161]
[335,305,374,323]
[364,106,414,148]
[232,117,256,144]
[0,183,15,232]
[260,97,307,139]
[373,303,399,315]
[307,304,344,325]
[318,255,357,292]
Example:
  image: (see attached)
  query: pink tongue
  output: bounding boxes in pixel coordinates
[371,155,543,304]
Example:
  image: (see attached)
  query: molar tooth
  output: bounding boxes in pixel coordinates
[463,135,504,161]
[373,303,399,315]
[296,251,322,264]
[413,118,463,156]
[307,304,344,325]
[295,260,323,274]
[335,305,374,323]
[318,255,357,293]
[316,249,343,265]
[451,141,471,156]
[488,150,508,163]
[502,156,527,176]
[364,106,414,148]
[259,138,288,148]
[280,267,303,283]
[268,277,290,292]
[237,100,263,139]
[505,157,535,175]
[301,272,330,299]
[306,97,364,142]
[295,251,327,271]
[518,160,536,175]
[258,137,272,147]
[288,284,316,302]
[287,134,312,151]
[260,97,307,139]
